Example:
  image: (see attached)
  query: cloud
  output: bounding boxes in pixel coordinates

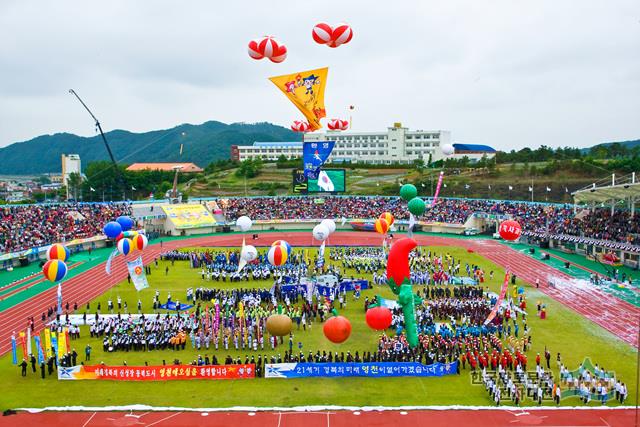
[0,0,638,151]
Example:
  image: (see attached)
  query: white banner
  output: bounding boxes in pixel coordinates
[126,256,149,291]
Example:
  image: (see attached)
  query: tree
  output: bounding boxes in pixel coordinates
[413,159,426,176]
[67,172,83,200]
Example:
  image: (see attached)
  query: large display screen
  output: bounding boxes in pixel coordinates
[292,169,346,193]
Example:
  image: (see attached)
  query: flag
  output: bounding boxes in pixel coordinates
[303,141,335,179]
[126,256,149,291]
[316,241,326,268]
[131,186,137,191]
[237,237,247,273]
[546,186,551,192]
[105,248,118,275]
[57,283,62,315]
[44,328,52,358]
[488,184,491,190]
[508,185,513,191]
[529,186,533,192]
[90,187,96,192]
[19,331,27,360]
[464,184,470,189]
[180,143,184,155]
[34,334,45,364]
[340,216,347,226]
[317,170,335,192]
[27,328,31,357]
[421,183,425,187]
[269,67,328,131]
[565,187,569,193]
[51,332,58,359]
[57,329,67,361]
[443,183,447,188]
[11,334,17,365]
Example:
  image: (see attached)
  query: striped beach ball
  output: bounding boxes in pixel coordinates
[271,240,292,256]
[117,238,135,256]
[42,259,68,282]
[379,212,395,227]
[46,243,70,262]
[374,218,389,235]
[268,245,288,266]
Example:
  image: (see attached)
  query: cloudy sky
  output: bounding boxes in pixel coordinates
[0,0,638,150]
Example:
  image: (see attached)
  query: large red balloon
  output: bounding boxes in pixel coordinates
[365,306,392,331]
[323,316,351,343]
[328,23,353,48]
[312,22,333,45]
[386,238,417,287]
[291,120,310,132]
[498,220,522,241]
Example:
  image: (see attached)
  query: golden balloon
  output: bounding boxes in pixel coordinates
[266,314,292,337]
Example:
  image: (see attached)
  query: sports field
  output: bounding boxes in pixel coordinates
[0,237,636,410]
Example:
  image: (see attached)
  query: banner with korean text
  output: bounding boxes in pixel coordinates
[265,361,458,378]
[58,364,255,381]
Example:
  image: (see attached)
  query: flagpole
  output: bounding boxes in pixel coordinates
[531,178,534,203]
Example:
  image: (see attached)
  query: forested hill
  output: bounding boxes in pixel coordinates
[0,121,299,174]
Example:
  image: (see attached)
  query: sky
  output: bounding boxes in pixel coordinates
[0,0,639,151]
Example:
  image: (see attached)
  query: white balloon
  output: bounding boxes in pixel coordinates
[241,245,258,262]
[236,215,252,232]
[321,219,336,234]
[313,224,330,241]
[441,143,455,156]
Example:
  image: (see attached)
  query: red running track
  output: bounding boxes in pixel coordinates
[0,408,634,427]
[0,232,638,356]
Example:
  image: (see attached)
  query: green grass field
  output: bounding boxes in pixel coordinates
[0,245,636,409]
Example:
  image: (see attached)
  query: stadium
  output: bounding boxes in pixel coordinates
[0,2,638,427]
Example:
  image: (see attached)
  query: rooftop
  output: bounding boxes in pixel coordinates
[126,163,203,173]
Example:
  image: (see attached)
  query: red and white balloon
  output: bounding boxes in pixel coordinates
[248,36,287,63]
[327,119,349,131]
[291,120,311,132]
[498,220,522,241]
[312,22,353,48]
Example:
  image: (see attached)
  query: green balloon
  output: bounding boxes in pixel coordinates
[407,197,426,216]
[399,184,417,201]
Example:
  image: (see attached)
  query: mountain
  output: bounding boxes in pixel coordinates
[0,121,300,174]
[583,139,640,153]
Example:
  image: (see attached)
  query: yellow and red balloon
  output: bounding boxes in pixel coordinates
[46,243,70,262]
[42,259,68,282]
[374,218,389,235]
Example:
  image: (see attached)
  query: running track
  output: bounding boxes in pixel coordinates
[0,408,634,427]
[0,232,638,356]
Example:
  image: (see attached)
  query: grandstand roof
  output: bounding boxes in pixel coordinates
[126,163,203,173]
[572,173,640,203]
[453,143,496,153]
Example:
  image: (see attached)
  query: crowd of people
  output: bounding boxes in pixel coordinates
[0,202,131,253]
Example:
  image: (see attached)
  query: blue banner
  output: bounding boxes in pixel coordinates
[34,335,45,364]
[303,141,335,179]
[159,301,194,311]
[265,361,458,378]
[11,335,17,365]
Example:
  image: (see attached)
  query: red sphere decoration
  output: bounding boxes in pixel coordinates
[365,306,392,331]
[498,220,522,241]
[323,315,352,344]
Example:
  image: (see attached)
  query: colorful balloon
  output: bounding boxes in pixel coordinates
[291,120,311,132]
[248,36,287,63]
[268,245,288,266]
[103,221,122,239]
[271,240,292,256]
[328,23,353,47]
[379,212,395,227]
[323,315,352,343]
[46,243,70,262]
[374,218,389,235]
[116,216,134,231]
[133,234,148,251]
[117,238,134,256]
[42,259,67,282]
[312,22,333,45]
[365,306,393,330]
[236,216,252,232]
[313,224,330,241]
[408,197,426,216]
[399,184,417,201]
[498,220,522,241]
[386,238,418,287]
[327,118,349,131]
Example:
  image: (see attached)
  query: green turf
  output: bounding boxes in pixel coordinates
[0,245,636,409]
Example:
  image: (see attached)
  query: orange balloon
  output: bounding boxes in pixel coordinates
[374,218,389,235]
[379,212,395,226]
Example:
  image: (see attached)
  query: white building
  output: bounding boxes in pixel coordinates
[232,123,454,165]
[61,154,81,186]
[305,123,452,165]
[231,142,303,162]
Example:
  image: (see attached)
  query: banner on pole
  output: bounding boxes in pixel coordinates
[484,272,509,325]
[127,256,149,291]
[58,364,255,381]
[303,141,335,179]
